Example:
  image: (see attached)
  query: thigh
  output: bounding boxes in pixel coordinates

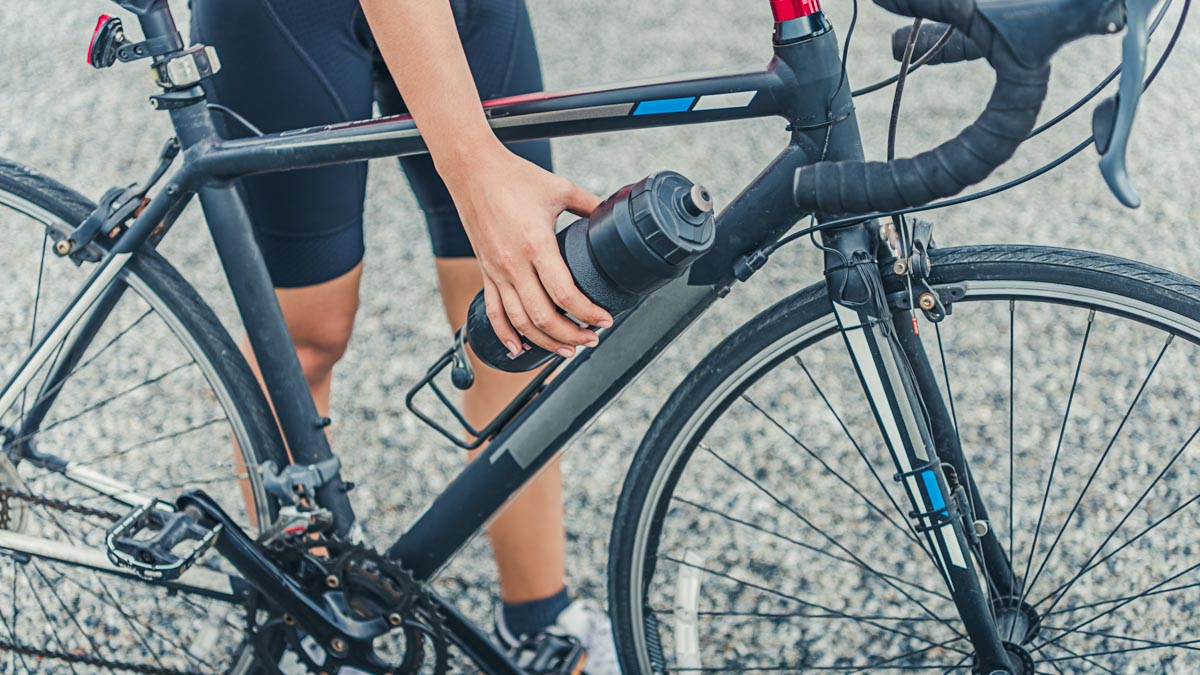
[191,0,377,288]
[372,0,554,259]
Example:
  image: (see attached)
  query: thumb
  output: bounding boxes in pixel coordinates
[563,181,602,218]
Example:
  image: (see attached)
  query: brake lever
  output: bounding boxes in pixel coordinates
[1093,0,1157,208]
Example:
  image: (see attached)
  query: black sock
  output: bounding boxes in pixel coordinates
[502,586,571,639]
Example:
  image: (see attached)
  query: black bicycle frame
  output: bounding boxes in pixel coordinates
[0,0,1019,670]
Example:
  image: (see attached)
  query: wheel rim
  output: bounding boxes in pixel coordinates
[625,272,1200,673]
[0,191,269,673]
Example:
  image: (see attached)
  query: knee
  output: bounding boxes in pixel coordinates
[291,319,354,386]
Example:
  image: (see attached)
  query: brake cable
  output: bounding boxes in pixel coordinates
[748,0,1189,265]
[852,24,956,97]
[889,17,925,334]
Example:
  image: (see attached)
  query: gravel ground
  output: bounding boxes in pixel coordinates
[2,0,1200,672]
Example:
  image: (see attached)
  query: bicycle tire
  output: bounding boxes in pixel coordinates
[610,244,1200,673]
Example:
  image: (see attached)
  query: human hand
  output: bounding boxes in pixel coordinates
[441,143,614,358]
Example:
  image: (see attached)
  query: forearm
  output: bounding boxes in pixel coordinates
[359,0,502,181]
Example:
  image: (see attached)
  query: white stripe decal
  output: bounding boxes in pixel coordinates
[941,523,969,568]
[834,304,910,472]
[928,531,954,590]
[692,91,757,111]
[0,252,132,415]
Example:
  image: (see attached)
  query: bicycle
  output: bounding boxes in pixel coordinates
[0,0,1193,671]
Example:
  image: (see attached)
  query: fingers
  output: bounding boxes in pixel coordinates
[495,280,578,358]
[512,267,599,350]
[533,252,612,329]
[562,181,603,218]
[482,275,522,358]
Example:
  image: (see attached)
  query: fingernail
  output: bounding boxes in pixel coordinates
[504,341,520,357]
[586,336,600,348]
[597,319,613,329]
[557,347,575,358]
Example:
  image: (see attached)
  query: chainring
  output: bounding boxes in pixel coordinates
[247,536,449,675]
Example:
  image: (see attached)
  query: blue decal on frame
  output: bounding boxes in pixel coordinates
[632,97,696,115]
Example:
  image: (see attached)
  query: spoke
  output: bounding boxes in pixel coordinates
[0,567,35,673]
[25,500,173,669]
[5,308,154,427]
[1041,624,1200,652]
[1023,335,1171,599]
[672,496,950,601]
[931,324,961,446]
[700,443,965,641]
[653,607,944,622]
[17,566,81,674]
[34,360,194,436]
[794,357,935,565]
[19,233,50,421]
[1035,559,1200,653]
[1040,640,1118,675]
[72,416,225,467]
[1038,492,1200,610]
[662,553,967,654]
[1040,638,1200,663]
[843,636,965,673]
[1045,581,1200,618]
[1035,420,1200,616]
[674,665,967,672]
[54,568,209,669]
[941,653,971,675]
[29,561,115,672]
[741,394,919,548]
[1018,311,1094,606]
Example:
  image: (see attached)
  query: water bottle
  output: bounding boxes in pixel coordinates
[463,171,716,373]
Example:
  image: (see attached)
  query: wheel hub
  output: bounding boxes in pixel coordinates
[971,598,1042,674]
[992,597,1041,644]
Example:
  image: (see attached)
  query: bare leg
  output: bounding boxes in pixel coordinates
[436,257,567,604]
[240,264,363,423]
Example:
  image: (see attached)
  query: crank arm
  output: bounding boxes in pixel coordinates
[175,490,389,648]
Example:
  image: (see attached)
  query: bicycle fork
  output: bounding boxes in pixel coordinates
[820,223,1018,674]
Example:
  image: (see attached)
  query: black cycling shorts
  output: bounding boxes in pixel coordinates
[190,0,552,287]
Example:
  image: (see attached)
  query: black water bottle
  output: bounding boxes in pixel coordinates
[463,171,716,373]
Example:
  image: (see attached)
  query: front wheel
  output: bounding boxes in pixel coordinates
[610,245,1200,673]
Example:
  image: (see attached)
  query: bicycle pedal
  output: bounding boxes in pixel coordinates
[105,499,222,580]
[510,633,587,675]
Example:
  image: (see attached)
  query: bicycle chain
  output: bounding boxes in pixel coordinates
[0,486,123,521]
[0,488,198,673]
[0,637,200,675]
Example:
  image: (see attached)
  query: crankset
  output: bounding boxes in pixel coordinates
[248,536,449,675]
[148,489,451,674]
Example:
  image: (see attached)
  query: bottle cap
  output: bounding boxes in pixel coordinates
[587,172,716,295]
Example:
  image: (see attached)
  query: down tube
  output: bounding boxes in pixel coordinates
[389,147,811,581]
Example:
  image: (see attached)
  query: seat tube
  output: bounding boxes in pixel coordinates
[167,98,358,533]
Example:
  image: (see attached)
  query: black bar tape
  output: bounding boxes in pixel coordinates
[892,22,984,65]
[795,0,1050,215]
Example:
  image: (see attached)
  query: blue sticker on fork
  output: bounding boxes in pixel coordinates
[922,470,947,512]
